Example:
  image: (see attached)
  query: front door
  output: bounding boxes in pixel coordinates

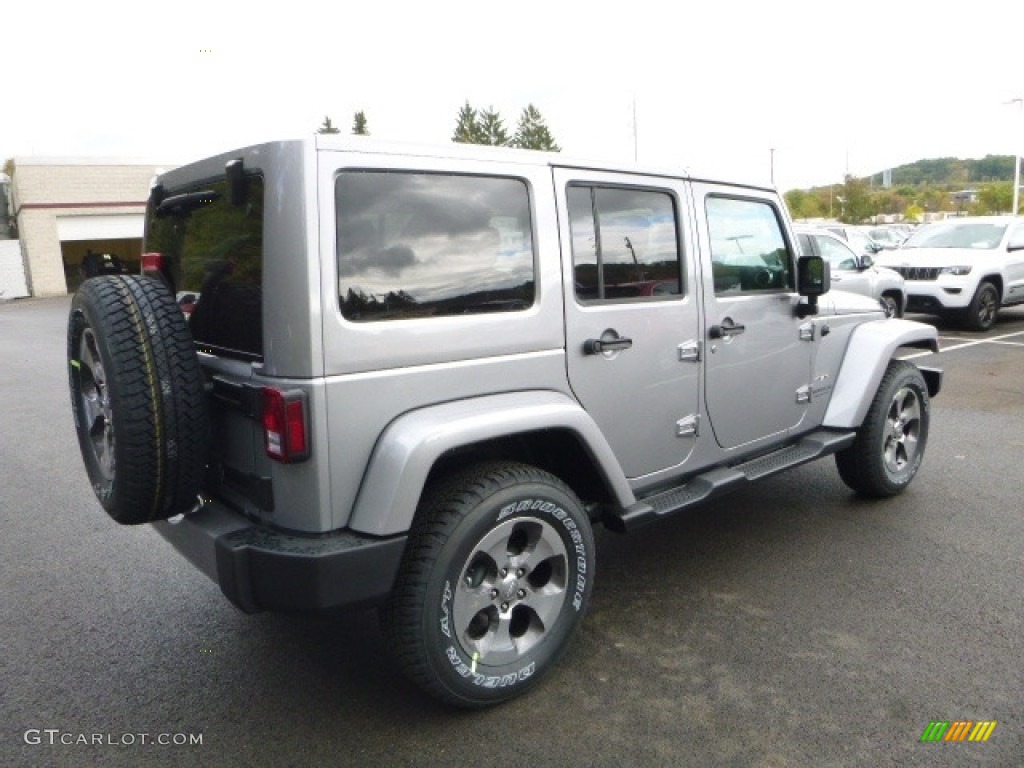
[693,186,813,450]
[556,169,701,480]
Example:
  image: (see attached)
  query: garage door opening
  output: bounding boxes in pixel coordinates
[61,239,142,293]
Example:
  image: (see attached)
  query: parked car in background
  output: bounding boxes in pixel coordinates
[796,227,906,317]
[864,226,907,250]
[821,224,885,257]
[176,291,200,318]
[874,216,1024,330]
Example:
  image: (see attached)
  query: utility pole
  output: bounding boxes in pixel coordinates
[770,148,775,185]
[1009,98,1023,215]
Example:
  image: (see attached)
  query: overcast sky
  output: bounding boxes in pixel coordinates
[4,0,1022,191]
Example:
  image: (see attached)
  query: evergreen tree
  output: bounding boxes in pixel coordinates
[512,104,560,152]
[478,107,510,147]
[352,111,369,136]
[318,116,341,134]
[452,101,485,144]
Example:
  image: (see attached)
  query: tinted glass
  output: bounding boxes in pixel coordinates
[145,176,264,360]
[336,172,534,321]
[568,185,681,301]
[903,220,1008,250]
[706,196,792,294]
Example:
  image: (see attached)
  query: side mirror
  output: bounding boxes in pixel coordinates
[860,253,874,269]
[796,255,830,318]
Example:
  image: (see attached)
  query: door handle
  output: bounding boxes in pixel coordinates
[584,335,633,355]
[708,318,745,339]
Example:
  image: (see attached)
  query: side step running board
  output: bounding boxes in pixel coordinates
[605,429,857,533]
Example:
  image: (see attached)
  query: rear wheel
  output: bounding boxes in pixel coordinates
[382,462,594,708]
[68,275,208,524]
[836,360,930,497]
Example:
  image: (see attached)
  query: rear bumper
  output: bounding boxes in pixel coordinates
[152,502,407,614]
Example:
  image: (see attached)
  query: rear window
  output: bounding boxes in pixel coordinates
[336,171,535,321]
[144,175,264,360]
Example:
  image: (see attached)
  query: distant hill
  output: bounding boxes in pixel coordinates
[865,155,1015,188]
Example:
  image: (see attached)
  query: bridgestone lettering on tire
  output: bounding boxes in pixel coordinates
[68,275,208,524]
[835,360,930,498]
[382,462,595,708]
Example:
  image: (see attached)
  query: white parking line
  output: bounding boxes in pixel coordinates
[902,329,1024,359]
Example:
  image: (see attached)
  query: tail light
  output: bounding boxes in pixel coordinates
[262,388,310,463]
[141,252,166,274]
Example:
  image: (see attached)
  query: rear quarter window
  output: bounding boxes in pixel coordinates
[336,171,535,321]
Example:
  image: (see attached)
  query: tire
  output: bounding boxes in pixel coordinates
[879,293,900,319]
[963,281,999,331]
[835,360,930,498]
[382,461,595,708]
[67,275,208,524]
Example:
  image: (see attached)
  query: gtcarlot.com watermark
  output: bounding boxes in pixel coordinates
[24,729,203,747]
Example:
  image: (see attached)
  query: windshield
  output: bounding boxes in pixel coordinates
[902,221,1007,250]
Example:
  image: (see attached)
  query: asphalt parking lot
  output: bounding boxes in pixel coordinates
[1,297,1022,767]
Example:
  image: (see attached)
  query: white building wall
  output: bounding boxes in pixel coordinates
[0,240,30,299]
[10,159,172,297]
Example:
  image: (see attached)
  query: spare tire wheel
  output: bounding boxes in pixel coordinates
[68,275,209,524]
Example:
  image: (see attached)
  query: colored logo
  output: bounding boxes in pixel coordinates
[920,721,997,742]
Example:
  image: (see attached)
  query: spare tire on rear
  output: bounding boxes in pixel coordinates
[68,275,209,524]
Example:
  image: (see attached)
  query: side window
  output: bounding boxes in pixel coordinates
[336,171,534,321]
[567,185,681,302]
[814,235,858,270]
[1008,223,1024,250]
[706,196,793,295]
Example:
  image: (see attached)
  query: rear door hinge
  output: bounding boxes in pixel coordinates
[678,340,702,362]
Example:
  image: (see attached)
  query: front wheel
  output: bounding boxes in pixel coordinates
[879,293,901,319]
[963,281,999,331]
[382,462,595,708]
[835,360,930,497]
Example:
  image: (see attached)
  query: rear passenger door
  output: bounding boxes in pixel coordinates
[693,186,813,451]
[556,169,701,480]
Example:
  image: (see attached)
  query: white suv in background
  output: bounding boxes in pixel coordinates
[874,217,1024,331]
[795,227,906,317]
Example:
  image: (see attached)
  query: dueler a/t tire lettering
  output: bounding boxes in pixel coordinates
[68,275,208,524]
[382,462,595,708]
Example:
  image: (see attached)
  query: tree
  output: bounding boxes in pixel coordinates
[903,204,924,223]
[317,116,340,134]
[478,107,510,147]
[838,175,873,223]
[452,101,486,144]
[351,111,369,136]
[977,182,1013,214]
[783,189,823,220]
[512,104,560,151]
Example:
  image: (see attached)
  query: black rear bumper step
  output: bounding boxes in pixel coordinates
[153,502,407,614]
[605,429,857,532]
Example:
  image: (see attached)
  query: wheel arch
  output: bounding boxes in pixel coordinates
[980,274,1003,299]
[822,319,940,429]
[881,288,906,317]
[347,391,632,536]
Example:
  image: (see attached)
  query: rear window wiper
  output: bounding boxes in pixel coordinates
[156,190,221,217]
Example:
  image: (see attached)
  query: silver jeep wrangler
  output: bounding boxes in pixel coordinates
[67,136,941,707]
